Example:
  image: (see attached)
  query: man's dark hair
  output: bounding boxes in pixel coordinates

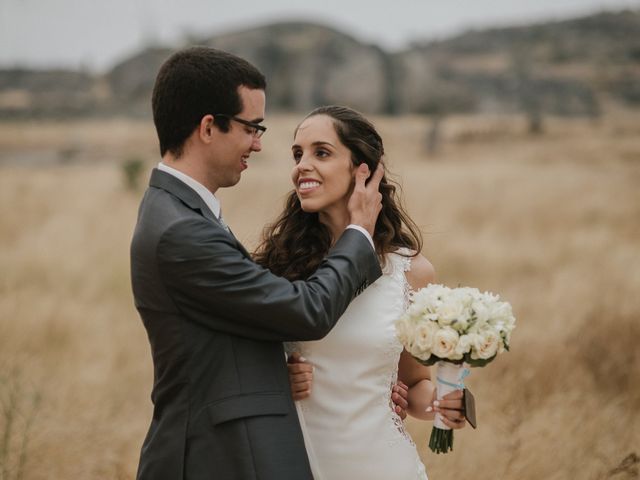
[152,47,266,158]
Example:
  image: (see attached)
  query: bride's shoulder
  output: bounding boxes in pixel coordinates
[404,252,436,290]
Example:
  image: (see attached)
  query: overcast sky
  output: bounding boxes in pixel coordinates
[0,0,638,72]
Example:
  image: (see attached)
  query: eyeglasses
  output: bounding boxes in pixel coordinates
[214,114,267,139]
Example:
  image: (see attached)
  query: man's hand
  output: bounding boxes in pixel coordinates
[347,163,384,237]
[391,381,409,420]
[287,352,313,401]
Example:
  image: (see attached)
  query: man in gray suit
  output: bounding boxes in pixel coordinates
[130,47,384,479]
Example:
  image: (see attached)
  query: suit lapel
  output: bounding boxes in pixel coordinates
[150,168,223,225]
[149,169,253,259]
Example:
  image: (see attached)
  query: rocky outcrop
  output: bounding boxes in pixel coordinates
[105,47,173,115]
[202,22,391,113]
[392,10,639,115]
[0,10,637,119]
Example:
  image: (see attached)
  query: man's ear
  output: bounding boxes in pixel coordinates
[199,115,216,143]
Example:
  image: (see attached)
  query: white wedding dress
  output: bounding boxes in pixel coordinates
[287,249,428,480]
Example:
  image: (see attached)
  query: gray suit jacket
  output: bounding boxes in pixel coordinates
[130,169,381,480]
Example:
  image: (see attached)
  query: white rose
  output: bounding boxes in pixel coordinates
[471,327,501,360]
[472,300,490,326]
[409,345,432,362]
[431,327,460,359]
[492,316,515,337]
[436,299,466,326]
[454,334,473,358]
[451,308,472,333]
[502,311,516,332]
[414,320,439,353]
[424,284,450,298]
[416,285,448,308]
[395,316,414,349]
[406,322,439,362]
[488,301,513,325]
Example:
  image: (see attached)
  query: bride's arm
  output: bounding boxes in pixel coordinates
[398,254,436,420]
[398,350,436,420]
[399,352,465,427]
[397,254,466,427]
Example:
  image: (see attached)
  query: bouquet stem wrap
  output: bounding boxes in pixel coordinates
[429,361,469,454]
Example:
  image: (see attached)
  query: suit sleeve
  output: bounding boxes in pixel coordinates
[156,216,381,342]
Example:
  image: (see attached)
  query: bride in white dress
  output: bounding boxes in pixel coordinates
[254,106,467,479]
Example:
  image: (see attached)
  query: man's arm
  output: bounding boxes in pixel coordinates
[157,218,381,342]
[156,162,385,342]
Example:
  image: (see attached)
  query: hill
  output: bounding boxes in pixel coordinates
[0,9,638,119]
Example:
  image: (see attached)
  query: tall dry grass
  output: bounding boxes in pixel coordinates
[0,111,638,479]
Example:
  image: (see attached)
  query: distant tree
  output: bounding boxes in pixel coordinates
[510,48,544,134]
[416,79,476,156]
[122,156,145,191]
[377,47,400,115]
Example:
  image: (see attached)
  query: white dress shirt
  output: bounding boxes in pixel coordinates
[157,162,375,249]
[158,162,221,219]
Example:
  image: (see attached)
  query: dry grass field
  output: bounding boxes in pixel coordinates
[0,110,639,479]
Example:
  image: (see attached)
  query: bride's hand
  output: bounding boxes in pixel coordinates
[391,381,409,420]
[287,352,314,401]
[429,389,466,430]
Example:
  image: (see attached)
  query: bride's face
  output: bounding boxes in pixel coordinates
[291,115,356,213]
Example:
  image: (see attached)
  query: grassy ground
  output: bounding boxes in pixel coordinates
[0,111,638,479]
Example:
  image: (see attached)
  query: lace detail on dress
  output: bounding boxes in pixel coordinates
[394,247,415,312]
[386,368,415,447]
[382,250,416,447]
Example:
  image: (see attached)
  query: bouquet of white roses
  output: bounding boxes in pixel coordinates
[395,284,516,453]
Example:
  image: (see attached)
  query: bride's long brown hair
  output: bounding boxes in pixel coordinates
[254,105,423,281]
